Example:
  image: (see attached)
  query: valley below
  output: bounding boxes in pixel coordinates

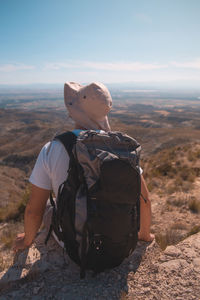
[0,89,200,298]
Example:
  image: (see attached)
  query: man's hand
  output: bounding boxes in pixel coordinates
[138,232,155,242]
[12,233,31,253]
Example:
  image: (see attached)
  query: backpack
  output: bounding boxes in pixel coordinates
[46,130,141,278]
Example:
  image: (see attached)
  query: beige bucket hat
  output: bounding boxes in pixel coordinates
[64,82,112,131]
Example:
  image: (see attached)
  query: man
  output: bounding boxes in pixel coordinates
[13,82,154,253]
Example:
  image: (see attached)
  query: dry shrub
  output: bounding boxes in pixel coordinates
[0,254,12,272]
[151,162,175,178]
[1,230,15,249]
[0,222,23,249]
[188,197,200,213]
[187,149,200,161]
[166,184,177,195]
[147,178,160,192]
[0,186,30,222]
[161,204,173,214]
[145,145,199,197]
[166,197,182,207]
[170,222,187,230]
[156,227,186,250]
[166,193,188,207]
[187,225,200,237]
[179,166,196,182]
[188,152,196,162]
[156,223,200,250]
[175,160,181,167]
[171,177,192,193]
[178,181,191,193]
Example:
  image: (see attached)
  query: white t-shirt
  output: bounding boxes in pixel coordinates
[29,139,70,196]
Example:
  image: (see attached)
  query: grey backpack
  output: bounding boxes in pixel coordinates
[46,130,141,278]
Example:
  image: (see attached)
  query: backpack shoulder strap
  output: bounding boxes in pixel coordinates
[54,131,77,155]
[45,131,77,246]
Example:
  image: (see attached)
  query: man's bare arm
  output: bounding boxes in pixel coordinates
[138,175,155,242]
[13,184,50,252]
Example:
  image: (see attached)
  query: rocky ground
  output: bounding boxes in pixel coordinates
[0,229,200,299]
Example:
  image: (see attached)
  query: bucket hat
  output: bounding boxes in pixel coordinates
[64,82,112,131]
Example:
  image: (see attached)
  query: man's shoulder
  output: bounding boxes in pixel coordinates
[41,139,69,160]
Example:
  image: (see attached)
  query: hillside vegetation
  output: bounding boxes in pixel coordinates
[0,107,200,270]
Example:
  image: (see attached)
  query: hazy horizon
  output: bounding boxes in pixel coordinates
[1,81,200,92]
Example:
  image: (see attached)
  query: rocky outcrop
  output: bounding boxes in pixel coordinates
[128,232,200,299]
[0,231,199,299]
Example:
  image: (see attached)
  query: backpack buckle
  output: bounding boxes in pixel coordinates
[92,234,103,251]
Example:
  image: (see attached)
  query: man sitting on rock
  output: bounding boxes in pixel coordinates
[13,82,154,254]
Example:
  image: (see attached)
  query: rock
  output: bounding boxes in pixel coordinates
[183,248,197,258]
[164,245,182,257]
[158,259,189,273]
[143,287,151,293]
[16,246,41,266]
[192,258,200,270]
[192,239,200,251]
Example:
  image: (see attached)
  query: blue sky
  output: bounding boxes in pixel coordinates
[0,0,200,86]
